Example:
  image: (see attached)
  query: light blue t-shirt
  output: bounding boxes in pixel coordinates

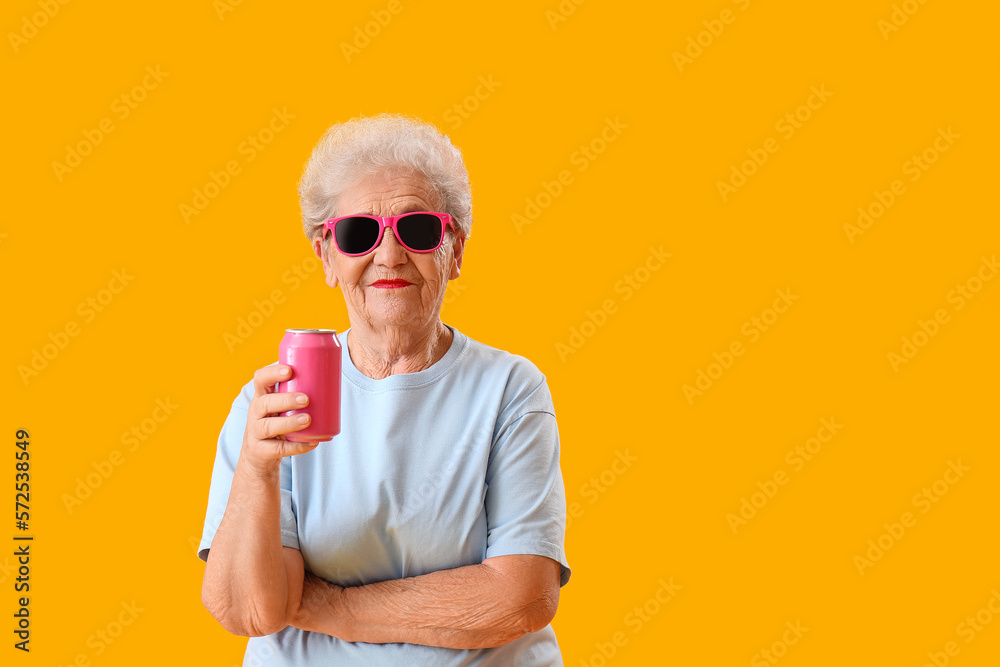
[199,324,571,666]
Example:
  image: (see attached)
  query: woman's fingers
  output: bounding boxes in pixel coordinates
[258,436,320,459]
[252,364,293,399]
[243,363,319,465]
[255,412,311,441]
[242,412,316,468]
[252,391,309,420]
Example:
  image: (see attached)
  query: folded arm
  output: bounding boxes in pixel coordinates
[291,554,562,649]
[201,461,305,636]
[201,364,317,637]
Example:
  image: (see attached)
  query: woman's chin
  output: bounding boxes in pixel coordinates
[365,304,427,328]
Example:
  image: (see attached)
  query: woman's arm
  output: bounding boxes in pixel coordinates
[201,364,316,637]
[291,554,561,649]
[201,462,305,636]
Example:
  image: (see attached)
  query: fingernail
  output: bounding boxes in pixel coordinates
[280,368,291,377]
[297,414,310,424]
[296,394,308,404]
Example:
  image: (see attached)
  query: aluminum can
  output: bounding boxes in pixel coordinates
[277,329,341,442]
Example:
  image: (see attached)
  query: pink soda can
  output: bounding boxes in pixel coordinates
[277,329,342,442]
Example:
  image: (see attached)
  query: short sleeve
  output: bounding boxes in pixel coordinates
[484,373,571,586]
[198,383,299,563]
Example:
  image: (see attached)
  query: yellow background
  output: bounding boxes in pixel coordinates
[3,0,998,664]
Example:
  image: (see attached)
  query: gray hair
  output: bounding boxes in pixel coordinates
[298,113,473,249]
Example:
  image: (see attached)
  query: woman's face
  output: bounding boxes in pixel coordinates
[313,168,465,333]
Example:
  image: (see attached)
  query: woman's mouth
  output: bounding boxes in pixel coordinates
[371,279,413,289]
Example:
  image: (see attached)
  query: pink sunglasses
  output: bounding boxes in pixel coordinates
[323,211,456,256]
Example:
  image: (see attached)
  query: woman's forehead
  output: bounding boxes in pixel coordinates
[339,169,441,214]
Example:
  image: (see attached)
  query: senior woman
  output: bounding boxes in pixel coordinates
[198,114,571,665]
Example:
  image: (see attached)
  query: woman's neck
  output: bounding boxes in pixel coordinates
[347,320,453,380]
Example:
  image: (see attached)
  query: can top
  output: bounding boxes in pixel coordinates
[285,329,338,334]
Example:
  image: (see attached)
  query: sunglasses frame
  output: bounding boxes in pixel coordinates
[322,211,456,257]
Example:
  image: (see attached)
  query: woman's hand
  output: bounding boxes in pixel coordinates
[241,364,317,475]
[290,572,352,638]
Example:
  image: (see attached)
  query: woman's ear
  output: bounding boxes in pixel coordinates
[313,236,339,289]
[448,232,466,280]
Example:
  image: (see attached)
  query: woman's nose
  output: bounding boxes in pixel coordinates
[373,229,407,266]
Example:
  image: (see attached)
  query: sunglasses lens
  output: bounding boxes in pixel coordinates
[397,214,443,251]
[336,217,380,254]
